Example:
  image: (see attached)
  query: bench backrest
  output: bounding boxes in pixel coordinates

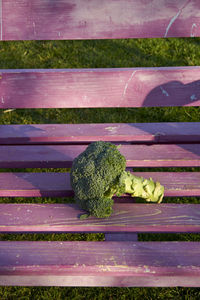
[2,0,200,40]
[0,0,200,287]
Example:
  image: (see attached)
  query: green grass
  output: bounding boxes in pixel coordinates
[0,37,200,299]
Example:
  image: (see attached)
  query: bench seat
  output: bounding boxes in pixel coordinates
[1,202,200,287]
[0,172,200,198]
[1,241,200,287]
[1,203,200,233]
[1,0,200,288]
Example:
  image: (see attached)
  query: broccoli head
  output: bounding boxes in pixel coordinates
[70,141,164,218]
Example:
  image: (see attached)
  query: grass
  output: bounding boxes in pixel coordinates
[0,37,200,299]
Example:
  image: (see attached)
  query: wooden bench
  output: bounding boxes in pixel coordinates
[0,0,200,287]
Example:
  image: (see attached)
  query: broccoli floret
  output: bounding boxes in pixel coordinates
[77,196,114,219]
[70,141,164,218]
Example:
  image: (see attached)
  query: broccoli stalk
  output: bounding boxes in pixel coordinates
[118,171,164,203]
[70,141,164,219]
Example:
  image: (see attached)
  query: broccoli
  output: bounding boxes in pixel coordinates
[70,141,164,218]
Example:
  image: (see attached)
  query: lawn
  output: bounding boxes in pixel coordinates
[0,37,200,299]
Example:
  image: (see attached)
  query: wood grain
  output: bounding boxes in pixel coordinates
[0,172,200,198]
[0,68,200,109]
[0,122,200,144]
[2,0,200,40]
[1,203,200,233]
[0,144,200,168]
[1,241,200,286]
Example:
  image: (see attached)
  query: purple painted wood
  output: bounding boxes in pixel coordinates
[0,68,200,109]
[0,241,200,286]
[0,172,200,198]
[0,173,71,197]
[1,0,200,289]
[1,203,200,233]
[2,0,200,40]
[0,144,200,168]
[0,122,200,145]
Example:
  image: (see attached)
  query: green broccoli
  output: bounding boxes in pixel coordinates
[70,141,164,218]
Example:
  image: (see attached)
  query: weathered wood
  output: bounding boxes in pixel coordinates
[0,173,71,197]
[1,0,200,289]
[1,144,200,168]
[0,172,200,198]
[1,241,200,287]
[2,0,200,40]
[1,275,200,287]
[1,203,200,233]
[0,68,200,109]
[0,122,200,145]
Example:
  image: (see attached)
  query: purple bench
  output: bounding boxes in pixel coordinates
[0,0,200,287]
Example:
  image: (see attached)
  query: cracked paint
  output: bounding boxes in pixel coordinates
[191,23,197,37]
[160,86,169,97]
[190,94,197,101]
[164,0,191,37]
[122,71,137,98]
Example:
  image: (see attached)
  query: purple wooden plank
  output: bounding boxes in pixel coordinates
[0,68,200,109]
[2,0,200,40]
[0,241,200,286]
[0,171,200,198]
[0,122,200,145]
[1,203,200,233]
[0,144,200,168]
[1,171,200,197]
[0,173,71,197]
[1,274,200,287]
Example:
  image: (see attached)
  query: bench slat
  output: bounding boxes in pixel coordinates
[3,0,200,40]
[1,122,200,145]
[0,241,200,287]
[0,172,200,198]
[0,144,200,168]
[1,203,200,233]
[0,68,200,108]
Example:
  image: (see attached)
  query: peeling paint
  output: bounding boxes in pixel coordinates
[160,86,169,97]
[191,23,197,37]
[122,71,136,98]
[98,265,112,272]
[164,10,181,37]
[33,22,36,36]
[190,94,197,101]
[105,126,118,134]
